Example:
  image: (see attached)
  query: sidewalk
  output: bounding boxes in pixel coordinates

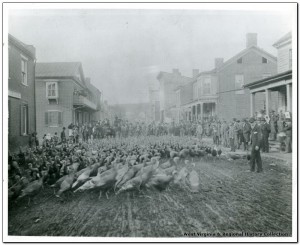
[200,137,293,164]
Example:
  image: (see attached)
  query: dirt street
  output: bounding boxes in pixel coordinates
[8,156,292,237]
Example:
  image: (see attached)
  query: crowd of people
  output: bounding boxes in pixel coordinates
[8,110,292,201]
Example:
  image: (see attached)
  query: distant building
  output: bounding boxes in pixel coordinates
[177,33,278,121]
[217,33,277,119]
[149,89,160,122]
[110,103,151,122]
[35,62,100,140]
[8,34,36,151]
[245,32,292,115]
[157,69,192,122]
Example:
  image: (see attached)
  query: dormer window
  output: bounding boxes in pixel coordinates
[262,57,268,63]
[237,57,243,64]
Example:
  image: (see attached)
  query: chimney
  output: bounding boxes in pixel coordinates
[215,58,224,69]
[246,33,257,48]
[192,69,199,78]
[172,69,181,76]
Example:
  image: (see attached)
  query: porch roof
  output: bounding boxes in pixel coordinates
[244,70,292,92]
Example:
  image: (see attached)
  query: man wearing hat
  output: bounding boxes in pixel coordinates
[61,127,66,143]
[249,117,263,173]
[242,118,251,151]
[228,121,235,152]
[260,117,271,153]
[283,118,292,153]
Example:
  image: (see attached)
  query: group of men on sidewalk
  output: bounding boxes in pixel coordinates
[197,115,292,173]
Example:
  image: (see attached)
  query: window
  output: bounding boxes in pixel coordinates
[235,74,244,94]
[21,104,28,135]
[237,57,243,64]
[203,77,211,95]
[289,49,292,69]
[45,111,63,127]
[46,82,58,98]
[21,58,28,85]
[262,57,268,63]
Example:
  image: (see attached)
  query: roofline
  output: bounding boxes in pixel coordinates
[215,46,277,73]
[273,32,292,48]
[157,71,193,80]
[8,34,36,59]
[244,70,292,89]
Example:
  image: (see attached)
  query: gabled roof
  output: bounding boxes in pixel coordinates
[8,34,36,59]
[36,62,81,77]
[36,62,86,88]
[273,32,292,48]
[215,46,277,73]
[189,45,277,82]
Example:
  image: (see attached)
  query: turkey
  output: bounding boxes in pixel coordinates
[146,170,177,191]
[72,165,93,189]
[17,173,46,205]
[56,171,76,198]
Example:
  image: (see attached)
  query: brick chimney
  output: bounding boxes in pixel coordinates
[192,69,199,78]
[172,69,181,76]
[246,33,257,48]
[215,58,224,69]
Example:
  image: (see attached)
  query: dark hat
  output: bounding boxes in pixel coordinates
[249,117,255,123]
[261,117,266,121]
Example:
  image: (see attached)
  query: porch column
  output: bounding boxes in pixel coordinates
[200,103,204,121]
[265,89,270,115]
[286,84,291,112]
[195,104,198,121]
[250,92,255,117]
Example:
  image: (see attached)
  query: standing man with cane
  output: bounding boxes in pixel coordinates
[249,117,263,173]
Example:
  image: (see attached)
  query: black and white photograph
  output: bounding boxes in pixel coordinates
[2,2,297,242]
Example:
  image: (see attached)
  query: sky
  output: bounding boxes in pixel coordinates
[8,6,294,105]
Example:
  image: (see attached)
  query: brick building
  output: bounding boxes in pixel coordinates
[8,34,36,151]
[245,32,292,116]
[177,33,278,121]
[157,69,192,122]
[35,62,100,140]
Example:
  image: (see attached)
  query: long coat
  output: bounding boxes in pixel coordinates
[261,122,271,137]
[242,122,251,142]
[250,124,262,150]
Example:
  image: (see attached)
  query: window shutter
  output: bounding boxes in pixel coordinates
[45,112,48,126]
[58,111,62,125]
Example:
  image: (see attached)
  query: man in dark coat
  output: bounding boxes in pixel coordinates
[260,117,271,153]
[284,118,292,153]
[249,117,263,173]
[61,127,66,143]
[242,118,251,151]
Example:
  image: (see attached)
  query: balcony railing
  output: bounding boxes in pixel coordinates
[73,95,97,110]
